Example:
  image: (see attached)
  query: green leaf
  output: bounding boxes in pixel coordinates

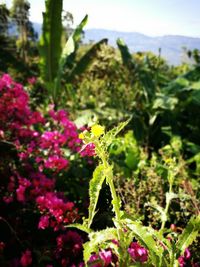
[39,0,63,83]
[67,38,108,83]
[53,35,75,101]
[53,15,88,104]
[117,38,135,70]
[176,215,200,256]
[102,118,131,148]
[88,164,106,228]
[117,38,156,100]
[153,94,178,110]
[73,14,88,45]
[65,223,92,234]
[83,228,118,264]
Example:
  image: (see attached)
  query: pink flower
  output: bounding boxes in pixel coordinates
[99,250,112,266]
[128,242,148,263]
[184,248,191,260]
[36,193,79,231]
[44,155,69,171]
[20,249,32,267]
[38,215,50,229]
[80,143,96,157]
[178,248,191,267]
[88,254,102,267]
[27,76,37,85]
[88,250,112,267]
[16,185,26,202]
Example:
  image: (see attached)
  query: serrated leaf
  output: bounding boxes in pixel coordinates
[176,215,200,255]
[83,228,118,263]
[102,118,131,148]
[145,202,166,222]
[65,223,91,234]
[88,164,106,227]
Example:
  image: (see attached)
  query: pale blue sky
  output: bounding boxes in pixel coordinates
[3,0,200,37]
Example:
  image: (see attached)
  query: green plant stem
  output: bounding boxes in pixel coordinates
[161,175,173,231]
[100,148,125,266]
[98,145,122,234]
[96,142,124,265]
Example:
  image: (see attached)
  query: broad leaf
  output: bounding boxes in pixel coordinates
[125,220,164,267]
[67,38,108,82]
[176,215,200,255]
[39,0,63,83]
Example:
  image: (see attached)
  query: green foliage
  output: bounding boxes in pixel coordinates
[0,3,10,35]
[11,0,37,62]
[67,38,108,83]
[39,0,63,89]
[176,215,200,255]
[39,8,106,108]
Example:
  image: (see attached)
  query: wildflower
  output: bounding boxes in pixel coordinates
[99,250,112,266]
[88,250,112,267]
[128,242,148,263]
[78,132,85,139]
[178,248,191,267]
[27,76,37,85]
[91,124,105,137]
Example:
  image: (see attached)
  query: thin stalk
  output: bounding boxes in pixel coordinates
[102,158,125,266]
[161,168,174,232]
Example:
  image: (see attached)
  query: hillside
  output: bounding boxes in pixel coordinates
[32,23,200,65]
[84,29,200,65]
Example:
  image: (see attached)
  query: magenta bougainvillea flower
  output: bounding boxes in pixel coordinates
[20,250,32,267]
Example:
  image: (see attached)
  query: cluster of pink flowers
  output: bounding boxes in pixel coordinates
[0,74,45,140]
[0,74,91,266]
[55,230,84,267]
[36,193,79,231]
[0,74,91,204]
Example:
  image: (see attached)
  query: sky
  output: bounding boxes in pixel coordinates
[2,0,200,37]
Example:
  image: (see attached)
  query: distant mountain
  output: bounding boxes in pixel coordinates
[84,29,200,65]
[32,23,200,65]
